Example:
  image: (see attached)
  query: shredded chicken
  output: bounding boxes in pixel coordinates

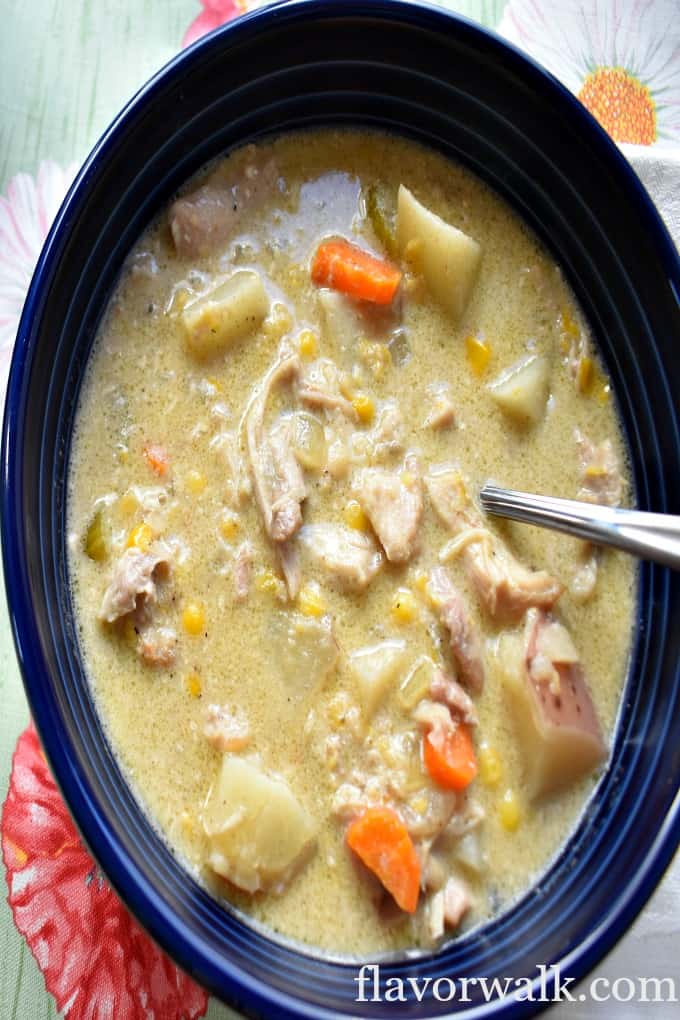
[352,453,422,563]
[427,465,562,619]
[575,428,622,506]
[233,541,253,601]
[244,350,306,550]
[297,524,382,592]
[204,704,250,751]
[429,670,478,726]
[210,430,249,508]
[137,625,177,668]
[170,154,278,257]
[98,543,172,624]
[297,359,358,419]
[423,381,456,430]
[428,566,485,693]
[366,400,405,459]
[426,877,471,939]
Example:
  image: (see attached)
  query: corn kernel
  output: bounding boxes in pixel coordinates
[127,522,154,552]
[410,794,428,815]
[180,811,195,836]
[206,376,223,393]
[343,499,371,532]
[412,572,428,595]
[185,469,207,495]
[298,583,326,617]
[117,447,130,465]
[352,394,375,424]
[255,570,285,598]
[499,788,521,832]
[595,380,611,405]
[185,671,203,698]
[298,329,318,359]
[561,307,579,339]
[219,512,240,541]
[119,490,139,515]
[401,471,417,488]
[585,464,607,478]
[576,356,594,394]
[327,691,353,728]
[391,588,418,625]
[465,334,491,376]
[182,602,206,636]
[478,744,503,787]
[263,303,293,341]
[359,340,392,379]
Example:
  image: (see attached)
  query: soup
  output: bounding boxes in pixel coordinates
[68,129,634,956]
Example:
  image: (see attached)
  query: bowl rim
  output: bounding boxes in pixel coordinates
[3,0,680,1016]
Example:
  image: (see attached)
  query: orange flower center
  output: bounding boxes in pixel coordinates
[578,67,656,145]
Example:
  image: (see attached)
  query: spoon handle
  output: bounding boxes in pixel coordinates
[479,485,680,570]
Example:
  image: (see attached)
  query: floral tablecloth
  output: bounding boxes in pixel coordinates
[1,2,679,1018]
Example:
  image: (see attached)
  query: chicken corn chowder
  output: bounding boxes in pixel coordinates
[68,129,634,956]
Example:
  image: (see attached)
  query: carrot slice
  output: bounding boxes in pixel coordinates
[423,724,477,791]
[143,442,169,477]
[311,239,402,305]
[346,806,420,913]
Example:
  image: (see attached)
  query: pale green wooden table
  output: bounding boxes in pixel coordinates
[1,2,678,1018]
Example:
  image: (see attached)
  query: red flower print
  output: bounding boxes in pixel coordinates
[183,0,251,48]
[1,721,209,1020]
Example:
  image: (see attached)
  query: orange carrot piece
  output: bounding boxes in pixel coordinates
[423,724,477,791]
[346,806,420,913]
[311,239,402,305]
[143,442,169,477]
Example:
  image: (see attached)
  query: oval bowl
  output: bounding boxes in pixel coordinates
[3,1,680,1016]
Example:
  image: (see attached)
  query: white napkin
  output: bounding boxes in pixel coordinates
[622,143,680,253]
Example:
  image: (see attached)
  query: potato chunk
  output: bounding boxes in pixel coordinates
[182,270,268,358]
[348,639,407,717]
[498,632,605,797]
[488,355,549,424]
[396,185,481,322]
[202,755,316,893]
[273,612,339,698]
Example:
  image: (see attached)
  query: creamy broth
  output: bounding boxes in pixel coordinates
[68,129,634,956]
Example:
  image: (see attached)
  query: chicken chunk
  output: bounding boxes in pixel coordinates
[204,704,250,752]
[427,466,562,619]
[428,566,485,693]
[297,524,382,592]
[137,625,177,668]
[442,876,472,928]
[575,428,622,506]
[233,541,253,602]
[352,454,422,563]
[423,381,456,430]
[170,155,278,257]
[98,543,172,624]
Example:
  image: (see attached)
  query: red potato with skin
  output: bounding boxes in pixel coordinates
[499,611,606,797]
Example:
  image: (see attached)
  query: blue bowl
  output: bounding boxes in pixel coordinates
[3,1,680,1016]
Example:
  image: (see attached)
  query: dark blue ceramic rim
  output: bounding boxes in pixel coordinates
[3,1,680,1017]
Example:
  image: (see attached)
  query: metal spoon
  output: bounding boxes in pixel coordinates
[479,485,680,570]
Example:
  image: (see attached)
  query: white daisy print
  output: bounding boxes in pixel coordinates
[498,0,680,147]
